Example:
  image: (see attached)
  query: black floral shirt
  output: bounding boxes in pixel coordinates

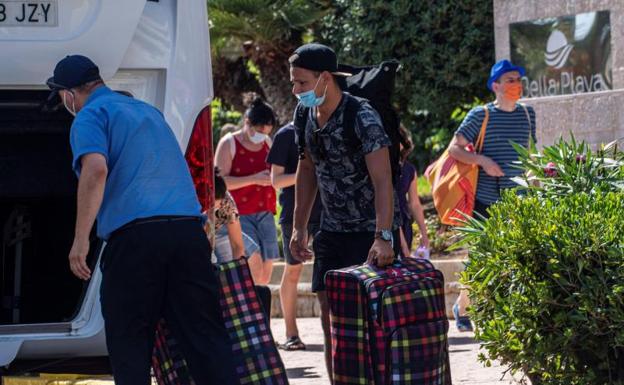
[297,93,400,232]
[215,192,239,231]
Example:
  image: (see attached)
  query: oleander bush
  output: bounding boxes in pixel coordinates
[459,137,624,384]
[511,136,624,197]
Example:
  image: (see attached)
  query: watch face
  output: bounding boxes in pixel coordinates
[381,230,392,241]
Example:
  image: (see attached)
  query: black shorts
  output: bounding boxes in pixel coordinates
[473,200,492,219]
[311,230,400,292]
[281,222,320,265]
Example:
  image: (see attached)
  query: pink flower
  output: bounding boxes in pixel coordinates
[544,162,558,177]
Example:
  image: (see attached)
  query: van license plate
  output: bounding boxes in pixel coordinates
[0,1,57,27]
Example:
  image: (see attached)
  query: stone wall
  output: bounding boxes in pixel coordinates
[494,0,624,146]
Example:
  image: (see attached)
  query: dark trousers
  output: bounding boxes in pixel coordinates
[100,217,239,385]
[473,200,492,219]
[311,230,401,292]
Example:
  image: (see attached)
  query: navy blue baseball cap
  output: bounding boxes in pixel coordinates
[289,43,351,77]
[47,55,101,96]
[487,59,525,90]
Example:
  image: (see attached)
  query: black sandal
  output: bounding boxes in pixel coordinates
[278,336,306,351]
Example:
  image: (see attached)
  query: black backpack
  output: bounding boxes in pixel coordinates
[293,60,405,186]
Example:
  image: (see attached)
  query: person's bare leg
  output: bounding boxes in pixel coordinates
[253,259,273,285]
[280,263,303,338]
[248,252,263,284]
[317,291,333,383]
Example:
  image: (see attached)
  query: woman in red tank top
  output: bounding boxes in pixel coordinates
[215,97,278,285]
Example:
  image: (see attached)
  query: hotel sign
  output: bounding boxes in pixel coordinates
[510,11,612,98]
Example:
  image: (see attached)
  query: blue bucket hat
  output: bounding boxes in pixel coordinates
[487,59,525,91]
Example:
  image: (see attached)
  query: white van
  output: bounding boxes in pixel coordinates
[0,0,214,372]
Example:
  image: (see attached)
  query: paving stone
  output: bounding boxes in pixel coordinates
[11,318,520,384]
[271,318,521,385]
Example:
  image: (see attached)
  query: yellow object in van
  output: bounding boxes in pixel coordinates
[1,373,112,385]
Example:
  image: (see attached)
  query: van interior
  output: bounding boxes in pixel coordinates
[0,90,100,328]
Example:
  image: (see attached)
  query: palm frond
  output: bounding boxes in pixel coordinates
[209,8,257,41]
[253,11,292,41]
[208,0,329,43]
[278,1,330,30]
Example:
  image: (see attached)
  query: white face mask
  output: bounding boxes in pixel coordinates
[248,127,268,144]
[63,91,76,117]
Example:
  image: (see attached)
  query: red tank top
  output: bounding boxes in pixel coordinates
[229,137,276,215]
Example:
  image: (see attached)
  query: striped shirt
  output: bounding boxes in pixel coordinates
[455,103,536,205]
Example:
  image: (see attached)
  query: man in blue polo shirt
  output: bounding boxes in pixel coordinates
[47,55,238,385]
[448,59,537,331]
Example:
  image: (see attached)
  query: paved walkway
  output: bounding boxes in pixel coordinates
[271,318,518,385]
[3,319,518,385]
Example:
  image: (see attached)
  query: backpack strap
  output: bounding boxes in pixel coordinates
[475,106,489,153]
[342,94,366,149]
[342,93,403,186]
[519,103,533,140]
[293,103,309,160]
[296,94,367,154]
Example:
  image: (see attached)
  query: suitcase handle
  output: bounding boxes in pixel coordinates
[384,256,429,276]
[385,260,405,277]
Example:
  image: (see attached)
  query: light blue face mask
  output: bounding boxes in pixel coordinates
[296,76,327,108]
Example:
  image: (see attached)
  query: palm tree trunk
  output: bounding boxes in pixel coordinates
[212,56,264,112]
[252,43,298,126]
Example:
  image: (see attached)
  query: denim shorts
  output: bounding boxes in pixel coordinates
[213,225,260,264]
[239,211,280,261]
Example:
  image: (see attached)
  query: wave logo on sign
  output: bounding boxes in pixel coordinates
[544,30,574,69]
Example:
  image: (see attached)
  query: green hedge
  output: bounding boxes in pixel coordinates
[462,191,624,384]
[317,0,494,170]
[459,138,624,384]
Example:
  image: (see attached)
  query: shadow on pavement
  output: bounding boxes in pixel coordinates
[449,348,472,353]
[449,336,476,346]
[300,344,324,352]
[286,366,321,379]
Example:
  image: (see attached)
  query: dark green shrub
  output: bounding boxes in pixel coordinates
[458,138,624,384]
[460,191,624,384]
[317,0,494,170]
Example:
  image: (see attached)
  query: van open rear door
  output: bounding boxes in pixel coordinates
[0,0,147,86]
[0,1,146,367]
[0,0,213,370]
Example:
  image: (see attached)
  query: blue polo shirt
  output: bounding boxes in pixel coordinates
[70,86,201,239]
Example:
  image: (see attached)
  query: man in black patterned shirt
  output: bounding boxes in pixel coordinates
[288,43,400,381]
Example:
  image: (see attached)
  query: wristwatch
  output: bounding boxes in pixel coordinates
[375,229,394,247]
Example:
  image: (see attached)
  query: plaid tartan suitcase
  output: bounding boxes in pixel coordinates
[152,258,289,385]
[326,257,451,385]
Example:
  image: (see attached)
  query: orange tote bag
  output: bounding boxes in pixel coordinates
[426,107,489,226]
